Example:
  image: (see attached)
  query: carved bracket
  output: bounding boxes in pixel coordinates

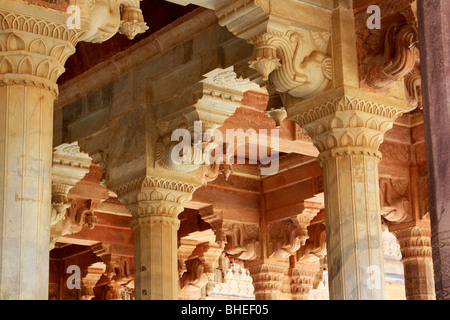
[223,222,260,261]
[380,178,412,223]
[268,202,322,259]
[363,22,419,89]
[249,30,333,99]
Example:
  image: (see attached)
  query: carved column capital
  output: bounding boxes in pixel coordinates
[245,260,288,300]
[289,261,321,300]
[114,175,201,229]
[289,92,406,165]
[393,225,432,262]
[391,225,435,300]
[0,3,81,96]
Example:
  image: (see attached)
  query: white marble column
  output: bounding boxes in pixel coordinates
[0,4,79,299]
[119,175,200,300]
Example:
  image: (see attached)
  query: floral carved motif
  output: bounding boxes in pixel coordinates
[114,176,200,228]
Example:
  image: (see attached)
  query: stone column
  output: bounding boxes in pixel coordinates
[81,262,106,300]
[291,93,406,300]
[119,176,200,300]
[393,226,435,300]
[0,4,80,299]
[246,260,287,300]
[289,261,321,300]
[417,0,450,300]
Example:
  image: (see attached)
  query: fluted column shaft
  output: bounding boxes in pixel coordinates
[292,94,405,299]
[123,176,199,300]
[0,3,79,299]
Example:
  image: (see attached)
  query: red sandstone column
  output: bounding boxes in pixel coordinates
[417,0,450,300]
